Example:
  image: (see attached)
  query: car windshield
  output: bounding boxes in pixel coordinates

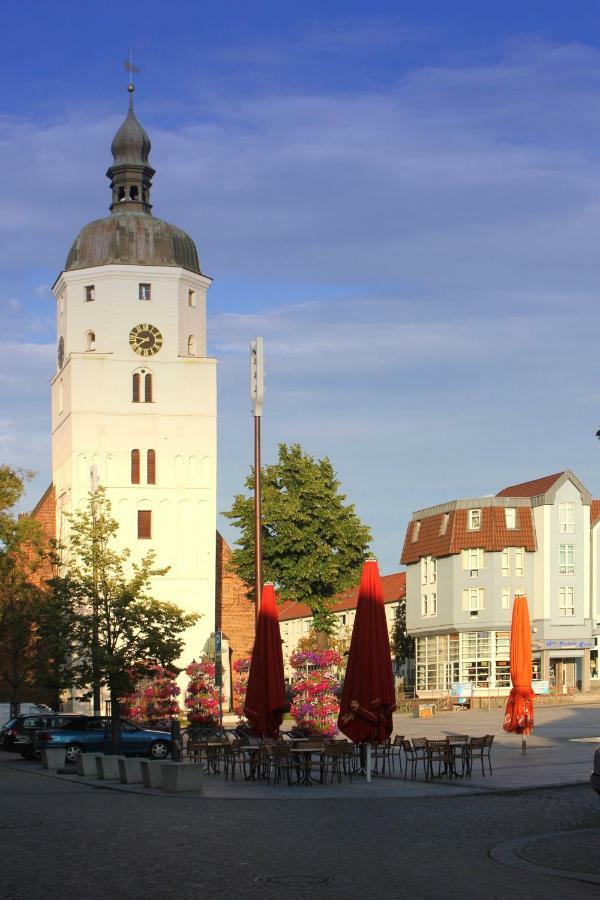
[2,719,17,730]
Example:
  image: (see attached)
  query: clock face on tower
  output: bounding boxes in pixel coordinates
[129,323,163,357]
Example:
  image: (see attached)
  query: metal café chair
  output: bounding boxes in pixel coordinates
[424,739,450,780]
[468,735,494,777]
[445,734,470,777]
[390,735,405,775]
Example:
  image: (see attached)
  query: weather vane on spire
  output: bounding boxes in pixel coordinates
[123,52,141,95]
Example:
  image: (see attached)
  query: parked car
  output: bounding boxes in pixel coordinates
[591,747,600,794]
[1,714,87,757]
[35,717,171,763]
[0,703,52,727]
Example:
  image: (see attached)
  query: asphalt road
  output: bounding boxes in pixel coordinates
[1,761,600,899]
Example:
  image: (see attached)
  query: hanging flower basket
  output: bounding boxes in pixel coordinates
[121,665,180,729]
[185,660,220,726]
[290,649,343,737]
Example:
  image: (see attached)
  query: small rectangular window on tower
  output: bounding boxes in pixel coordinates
[188,290,197,308]
[139,283,151,301]
[85,285,95,302]
[131,449,140,484]
[138,510,152,540]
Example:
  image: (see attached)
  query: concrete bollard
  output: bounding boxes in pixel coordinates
[96,755,126,780]
[76,754,99,776]
[118,757,144,784]
[160,762,203,793]
[41,747,66,771]
[140,759,177,789]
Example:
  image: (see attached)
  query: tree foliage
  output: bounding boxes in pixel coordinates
[56,487,198,705]
[391,599,412,669]
[223,443,371,632]
[0,466,48,708]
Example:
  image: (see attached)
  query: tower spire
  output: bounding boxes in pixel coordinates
[106,66,154,215]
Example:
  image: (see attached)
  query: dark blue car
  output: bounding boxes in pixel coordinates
[36,717,171,763]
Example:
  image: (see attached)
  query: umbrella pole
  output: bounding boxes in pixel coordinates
[366,743,372,782]
[521,737,527,753]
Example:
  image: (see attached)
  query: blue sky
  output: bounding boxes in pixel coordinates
[3,2,600,573]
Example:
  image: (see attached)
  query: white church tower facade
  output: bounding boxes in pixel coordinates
[50,85,217,668]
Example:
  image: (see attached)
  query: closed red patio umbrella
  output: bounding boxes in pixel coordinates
[244,582,286,739]
[503,594,535,752]
[338,559,396,756]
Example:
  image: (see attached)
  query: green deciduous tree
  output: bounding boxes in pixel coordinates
[391,599,412,676]
[223,443,371,633]
[57,487,198,750]
[0,466,47,715]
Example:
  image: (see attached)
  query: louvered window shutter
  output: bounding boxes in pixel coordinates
[131,449,140,484]
[138,510,152,539]
[144,373,153,402]
[147,450,156,484]
[132,373,140,403]
[461,589,469,611]
[461,550,469,570]
[479,588,485,609]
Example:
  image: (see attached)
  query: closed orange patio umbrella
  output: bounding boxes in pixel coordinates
[503,594,535,752]
[244,582,286,739]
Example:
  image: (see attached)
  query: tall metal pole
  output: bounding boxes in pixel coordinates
[250,338,264,626]
[90,466,101,717]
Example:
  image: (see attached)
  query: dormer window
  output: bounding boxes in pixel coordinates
[412,521,421,542]
[139,283,151,301]
[469,509,481,530]
[440,513,449,535]
[85,285,95,302]
[505,507,516,529]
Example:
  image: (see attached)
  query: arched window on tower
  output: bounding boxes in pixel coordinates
[132,373,140,403]
[129,185,139,201]
[131,449,140,484]
[147,450,156,484]
[85,331,96,352]
[145,373,153,402]
[188,335,196,356]
[132,369,154,403]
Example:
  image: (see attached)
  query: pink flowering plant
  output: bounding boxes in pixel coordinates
[184,660,221,725]
[232,657,251,720]
[290,649,343,737]
[121,665,180,728]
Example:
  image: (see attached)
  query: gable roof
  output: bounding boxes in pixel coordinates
[278,572,406,622]
[592,500,600,527]
[496,472,564,498]
[401,505,536,565]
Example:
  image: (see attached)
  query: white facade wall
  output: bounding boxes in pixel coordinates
[51,263,217,673]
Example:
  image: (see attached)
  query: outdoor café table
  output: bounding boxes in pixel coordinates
[240,746,264,781]
[446,737,470,777]
[290,747,324,785]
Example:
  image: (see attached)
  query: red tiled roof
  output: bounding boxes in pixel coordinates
[591,500,600,527]
[401,506,536,565]
[496,472,564,498]
[278,572,406,622]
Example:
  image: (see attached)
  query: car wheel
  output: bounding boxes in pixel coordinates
[149,740,170,760]
[65,743,83,764]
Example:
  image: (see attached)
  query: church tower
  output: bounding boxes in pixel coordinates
[51,86,217,672]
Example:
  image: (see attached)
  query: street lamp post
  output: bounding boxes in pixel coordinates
[250,338,264,625]
[90,466,101,717]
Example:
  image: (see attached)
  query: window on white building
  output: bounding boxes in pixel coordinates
[505,507,516,529]
[440,513,449,535]
[431,557,437,583]
[559,502,575,533]
[84,285,95,302]
[188,335,197,356]
[421,557,428,585]
[559,586,575,617]
[462,587,485,613]
[469,509,481,530]
[462,547,484,575]
[421,593,437,617]
[139,283,151,301]
[188,289,197,308]
[559,544,575,575]
[338,613,347,626]
[515,547,525,577]
[85,330,96,352]
[501,587,510,609]
[501,548,510,577]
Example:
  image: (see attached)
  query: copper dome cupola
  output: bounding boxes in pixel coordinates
[64,86,203,275]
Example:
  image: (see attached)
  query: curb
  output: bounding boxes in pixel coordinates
[489,827,600,886]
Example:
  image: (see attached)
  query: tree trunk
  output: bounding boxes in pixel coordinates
[316,631,329,650]
[109,686,121,755]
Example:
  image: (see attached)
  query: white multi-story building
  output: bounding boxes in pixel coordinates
[401,471,600,697]
[50,87,217,671]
